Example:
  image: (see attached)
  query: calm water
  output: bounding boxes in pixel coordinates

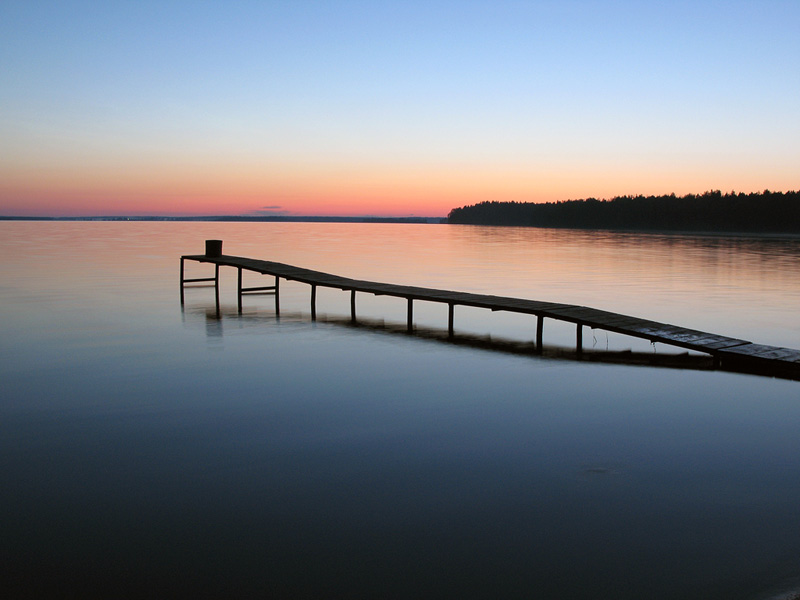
[2,221,800,599]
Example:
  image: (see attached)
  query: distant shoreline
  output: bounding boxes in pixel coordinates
[0,215,446,224]
[4,214,800,238]
[447,190,800,234]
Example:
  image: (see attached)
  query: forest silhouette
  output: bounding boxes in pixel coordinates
[447,190,800,233]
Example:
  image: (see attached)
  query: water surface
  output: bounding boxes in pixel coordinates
[2,222,800,599]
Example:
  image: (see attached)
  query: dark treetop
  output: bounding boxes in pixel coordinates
[447,190,800,233]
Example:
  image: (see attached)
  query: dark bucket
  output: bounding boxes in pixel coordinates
[205,239,223,257]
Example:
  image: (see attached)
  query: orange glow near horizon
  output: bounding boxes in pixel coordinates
[2,157,797,218]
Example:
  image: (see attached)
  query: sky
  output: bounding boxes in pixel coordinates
[1,1,798,217]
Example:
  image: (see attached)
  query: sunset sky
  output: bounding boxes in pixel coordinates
[2,1,798,217]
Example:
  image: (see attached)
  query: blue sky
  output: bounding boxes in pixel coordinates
[1,1,798,216]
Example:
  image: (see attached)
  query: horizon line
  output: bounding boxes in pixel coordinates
[0,214,448,222]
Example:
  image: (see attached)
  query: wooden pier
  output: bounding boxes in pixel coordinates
[181,251,800,378]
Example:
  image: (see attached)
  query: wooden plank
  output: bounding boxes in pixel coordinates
[490,299,568,313]
[546,306,621,323]
[589,315,648,329]
[686,339,750,351]
[638,327,735,344]
[642,329,746,348]
[720,344,800,362]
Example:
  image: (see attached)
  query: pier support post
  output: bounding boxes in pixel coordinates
[275,276,280,316]
[576,324,583,356]
[536,315,544,353]
[311,284,317,320]
[180,258,185,305]
[448,303,455,337]
[214,264,220,310]
[407,299,413,332]
[237,267,243,313]
[350,290,356,322]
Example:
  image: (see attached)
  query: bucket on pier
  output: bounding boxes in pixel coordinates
[205,239,223,257]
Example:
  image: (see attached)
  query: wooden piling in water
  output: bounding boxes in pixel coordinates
[237,267,243,313]
[448,303,455,337]
[275,276,280,316]
[536,315,544,354]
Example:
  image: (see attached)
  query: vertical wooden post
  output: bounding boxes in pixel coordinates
[237,267,243,313]
[576,324,583,356]
[351,290,356,322]
[311,284,317,320]
[179,257,185,305]
[407,298,413,331]
[214,264,220,311]
[448,303,455,337]
[275,276,280,316]
[536,315,544,353]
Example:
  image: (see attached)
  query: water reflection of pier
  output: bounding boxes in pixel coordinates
[181,248,800,380]
[179,302,721,376]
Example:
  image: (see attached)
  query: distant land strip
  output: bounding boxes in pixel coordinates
[0,216,446,224]
[447,190,800,233]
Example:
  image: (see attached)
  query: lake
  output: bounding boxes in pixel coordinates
[2,221,800,599]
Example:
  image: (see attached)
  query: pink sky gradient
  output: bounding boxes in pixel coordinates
[1,2,797,217]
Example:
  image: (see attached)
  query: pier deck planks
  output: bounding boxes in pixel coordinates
[181,254,800,375]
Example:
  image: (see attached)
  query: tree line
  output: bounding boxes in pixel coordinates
[447,190,800,233]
